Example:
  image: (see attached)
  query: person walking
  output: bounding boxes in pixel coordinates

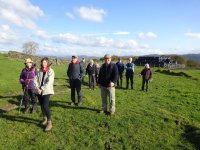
[140,63,152,92]
[86,59,96,90]
[125,57,135,89]
[34,57,54,132]
[67,55,85,106]
[116,57,124,88]
[19,58,38,113]
[98,54,118,115]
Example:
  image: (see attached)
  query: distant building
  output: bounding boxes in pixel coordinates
[134,56,181,68]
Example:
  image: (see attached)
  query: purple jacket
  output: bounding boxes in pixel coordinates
[19,66,38,89]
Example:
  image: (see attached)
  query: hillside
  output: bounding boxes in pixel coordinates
[0,54,200,149]
[182,54,200,63]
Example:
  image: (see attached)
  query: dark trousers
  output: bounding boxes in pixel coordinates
[126,73,134,89]
[38,94,51,121]
[23,89,37,109]
[117,73,123,88]
[70,79,82,103]
[89,74,95,89]
[142,79,149,92]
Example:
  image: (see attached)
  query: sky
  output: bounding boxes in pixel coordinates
[0,0,200,57]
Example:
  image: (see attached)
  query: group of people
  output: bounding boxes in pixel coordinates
[19,54,152,131]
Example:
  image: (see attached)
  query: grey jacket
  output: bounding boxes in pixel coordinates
[34,68,54,95]
[67,62,85,80]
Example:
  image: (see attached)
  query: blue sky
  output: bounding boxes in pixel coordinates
[0,0,200,56]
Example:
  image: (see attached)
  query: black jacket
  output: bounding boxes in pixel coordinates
[98,63,118,87]
[67,61,85,80]
[86,64,96,76]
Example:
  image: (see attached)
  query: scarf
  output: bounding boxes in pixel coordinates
[42,67,49,73]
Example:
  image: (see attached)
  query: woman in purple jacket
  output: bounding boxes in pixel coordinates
[19,58,38,113]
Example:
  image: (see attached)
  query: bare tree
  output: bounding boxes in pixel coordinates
[22,41,39,56]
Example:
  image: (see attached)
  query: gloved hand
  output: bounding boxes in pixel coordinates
[24,80,29,86]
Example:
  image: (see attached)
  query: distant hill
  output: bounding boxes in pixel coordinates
[182,54,200,63]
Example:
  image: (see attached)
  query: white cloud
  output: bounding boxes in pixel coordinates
[138,32,157,39]
[51,33,138,49]
[0,24,18,44]
[65,12,75,19]
[113,31,130,35]
[0,0,44,30]
[76,6,106,22]
[185,32,200,39]
[34,30,51,40]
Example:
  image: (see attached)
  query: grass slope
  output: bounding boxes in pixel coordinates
[0,54,200,149]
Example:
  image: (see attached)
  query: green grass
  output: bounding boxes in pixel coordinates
[0,54,200,149]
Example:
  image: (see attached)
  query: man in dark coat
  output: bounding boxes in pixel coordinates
[98,54,118,115]
[116,57,124,88]
[86,59,96,90]
[67,55,85,106]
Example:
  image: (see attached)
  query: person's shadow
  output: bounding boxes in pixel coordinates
[0,113,42,128]
[50,100,100,113]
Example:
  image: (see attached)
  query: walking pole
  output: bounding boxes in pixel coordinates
[19,88,25,113]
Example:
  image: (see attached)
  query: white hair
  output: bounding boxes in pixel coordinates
[145,63,150,68]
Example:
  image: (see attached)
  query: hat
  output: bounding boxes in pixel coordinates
[104,54,111,59]
[72,55,78,58]
[24,58,33,64]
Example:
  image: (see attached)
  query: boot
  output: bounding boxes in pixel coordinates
[45,121,52,132]
[31,103,37,113]
[24,106,30,113]
[41,117,47,126]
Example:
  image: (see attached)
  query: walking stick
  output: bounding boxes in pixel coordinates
[19,88,25,113]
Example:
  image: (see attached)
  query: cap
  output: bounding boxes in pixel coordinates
[104,54,111,59]
[72,55,78,58]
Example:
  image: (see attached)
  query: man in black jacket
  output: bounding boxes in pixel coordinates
[98,54,118,115]
[67,55,85,106]
[86,59,96,90]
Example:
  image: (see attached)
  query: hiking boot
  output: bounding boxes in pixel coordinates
[110,111,115,116]
[77,102,82,106]
[45,121,52,132]
[31,105,37,113]
[41,117,47,126]
[24,107,30,113]
[99,110,106,114]
[71,102,75,106]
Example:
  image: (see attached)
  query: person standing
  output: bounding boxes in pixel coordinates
[80,58,86,84]
[116,57,124,88]
[67,55,85,106]
[95,63,100,84]
[98,54,118,115]
[125,57,135,89]
[86,59,96,90]
[19,58,38,113]
[140,63,152,92]
[34,57,54,132]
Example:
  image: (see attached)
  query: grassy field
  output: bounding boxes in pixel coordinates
[0,54,200,149]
